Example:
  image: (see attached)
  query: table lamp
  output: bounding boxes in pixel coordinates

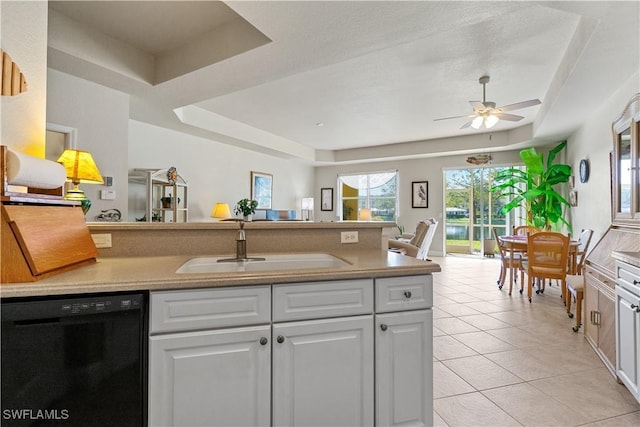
[359,208,372,221]
[57,149,104,214]
[301,197,314,221]
[211,203,231,220]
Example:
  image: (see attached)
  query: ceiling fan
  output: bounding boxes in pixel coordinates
[434,76,541,130]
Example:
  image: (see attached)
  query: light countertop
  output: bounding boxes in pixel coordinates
[0,250,441,298]
[612,251,640,269]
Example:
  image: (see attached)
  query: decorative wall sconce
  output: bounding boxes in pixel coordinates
[1,49,28,96]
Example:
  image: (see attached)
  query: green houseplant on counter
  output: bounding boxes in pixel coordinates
[491,141,572,232]
[234,198,258,220]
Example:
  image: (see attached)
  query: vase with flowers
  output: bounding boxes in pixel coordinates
[234,198,258,221]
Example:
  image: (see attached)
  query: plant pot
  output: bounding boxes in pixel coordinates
[483,239,496,257]
[243,214,252,221]
[161,197,180,209]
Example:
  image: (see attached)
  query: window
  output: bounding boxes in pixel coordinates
[338,171,397,221]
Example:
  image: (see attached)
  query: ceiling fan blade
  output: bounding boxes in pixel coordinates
[434,114,474,122]
[497,99,541,112]
[495,113,524,122]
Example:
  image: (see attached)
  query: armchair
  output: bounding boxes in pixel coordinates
[389,218,438,261]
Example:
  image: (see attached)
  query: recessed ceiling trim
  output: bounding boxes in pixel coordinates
[174,105,315,161]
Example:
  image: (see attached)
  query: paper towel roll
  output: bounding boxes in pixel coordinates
[6,149,67,189]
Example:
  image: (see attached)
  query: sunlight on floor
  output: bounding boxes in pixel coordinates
[430,255,640,427]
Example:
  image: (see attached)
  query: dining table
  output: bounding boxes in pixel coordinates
[498,234,580,294]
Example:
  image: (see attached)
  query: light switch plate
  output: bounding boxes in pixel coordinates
[92,233,112,248]
[100,190,116,200]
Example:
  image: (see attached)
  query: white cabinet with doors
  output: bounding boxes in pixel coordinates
[271,278,375,426]
[148,274,434,426]
[615,258,640,404]
[375,275,433,427]
[148,286,271,426]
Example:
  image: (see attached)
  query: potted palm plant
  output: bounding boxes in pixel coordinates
[491,141,572,231]
[234,198,258,221]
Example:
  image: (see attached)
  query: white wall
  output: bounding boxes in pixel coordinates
[566,72,640,247]
[0,1,48,156]
[314,149,524,256]
[47,69,130,220]
[128,120,315,222]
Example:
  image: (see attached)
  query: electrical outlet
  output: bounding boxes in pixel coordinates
[92,233,112,248]
[341,231,359,243]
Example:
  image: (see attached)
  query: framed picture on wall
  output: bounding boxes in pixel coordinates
[569,190,578,207]
[251,171,272,210]
[321,188,333,211]
[412,181,428,208]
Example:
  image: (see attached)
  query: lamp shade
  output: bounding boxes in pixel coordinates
[57,149,104,184]
[211,203,231,219]
[359,208,372,221]
[301,197,314,210]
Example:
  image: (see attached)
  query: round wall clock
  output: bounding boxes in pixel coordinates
[579,159,590,183]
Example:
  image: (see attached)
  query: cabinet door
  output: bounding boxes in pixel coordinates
[149,325,271,427]
[272,316,374,427]
[599,288,617,371]
[376,310,433,427]
[616,286,640,401]
[584,275,600,347]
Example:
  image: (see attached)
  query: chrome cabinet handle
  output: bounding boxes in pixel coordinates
[276,335,285,344]
[380,324,388,331]
[404,291,412,299]
[260,337,268,345]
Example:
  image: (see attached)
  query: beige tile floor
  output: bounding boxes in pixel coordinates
[429,255,640,427]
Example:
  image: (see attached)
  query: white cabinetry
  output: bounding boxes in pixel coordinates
[272,316,374,426]
[148,275,434,426]
[615,260,640,403]
[149,326,271,426]
[148,286,271,427]
[272,278,374,426]
[375,275,433,427]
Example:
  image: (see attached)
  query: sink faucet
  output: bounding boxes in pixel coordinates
[217,220,265,263]
[236,220,247,260]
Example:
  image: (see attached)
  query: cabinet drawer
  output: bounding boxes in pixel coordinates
[273,279,373,322]
[150,286,271,334]
[375,275,432,313]
[617,261,640,295]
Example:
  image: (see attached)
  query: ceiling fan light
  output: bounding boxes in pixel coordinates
[471,116,484,129]
[485,115,499,128]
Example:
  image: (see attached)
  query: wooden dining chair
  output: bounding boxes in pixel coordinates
[513,225,540,236]
[521,232,570,303]
[493,227,525,294]
[573,228,594,274]
[563,229,593,331]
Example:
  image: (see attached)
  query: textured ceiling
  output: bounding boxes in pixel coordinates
[47,1,640,163]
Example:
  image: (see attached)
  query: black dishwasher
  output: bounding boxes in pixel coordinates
[1,292,147,426]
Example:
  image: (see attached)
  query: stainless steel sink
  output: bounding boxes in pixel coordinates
[176,253,350,274]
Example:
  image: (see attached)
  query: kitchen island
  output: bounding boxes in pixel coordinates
[1,221,440,427]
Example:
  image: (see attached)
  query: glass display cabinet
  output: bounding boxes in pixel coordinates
[612,93,640,225]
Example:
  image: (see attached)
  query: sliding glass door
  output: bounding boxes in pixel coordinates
[445,166,523,256]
